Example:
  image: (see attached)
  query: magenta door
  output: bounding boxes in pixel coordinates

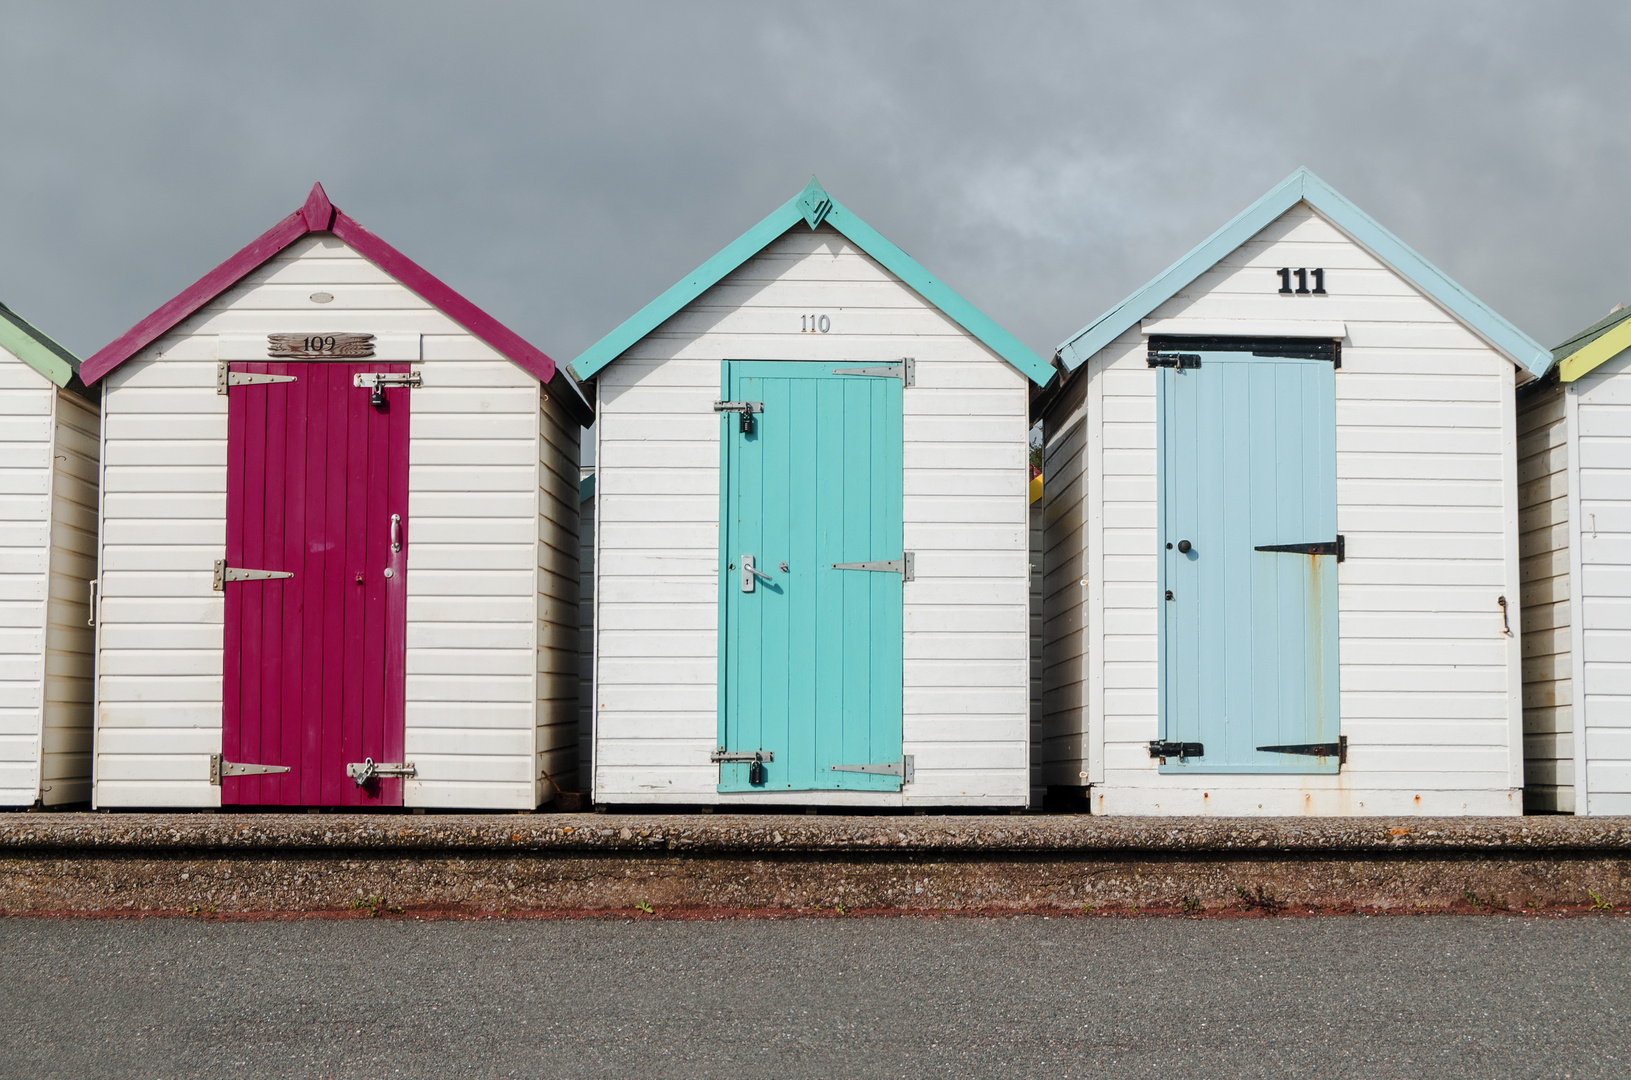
[222,361,410,806]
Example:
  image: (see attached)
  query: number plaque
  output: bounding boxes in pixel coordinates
[267,332,375,358]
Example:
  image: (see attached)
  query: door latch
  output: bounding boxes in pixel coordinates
[353,371,423,407]
[346,758,417,786]
[711,749,772,785]
[740,554,774,592]
[714,400,763,434]
[1147,353,1201,369]
[1148,740,1204,761]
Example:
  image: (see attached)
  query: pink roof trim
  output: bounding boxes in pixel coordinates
[80,183,589,425]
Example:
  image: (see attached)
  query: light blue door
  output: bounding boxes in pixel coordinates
[1157,347,1340,774]
[719,361,905,793]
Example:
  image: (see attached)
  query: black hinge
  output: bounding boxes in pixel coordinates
[1149,740,1204,759]
[1148,353,1201,369]
[1255,535,1344,562]
[1257,735,1347,764]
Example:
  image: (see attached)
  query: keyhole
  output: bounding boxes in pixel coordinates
[355,573,363,585]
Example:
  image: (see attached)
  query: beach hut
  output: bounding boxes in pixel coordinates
[1035,167,1551,816]
[1518,305,1631,815]
[80,183,592,810]
[0,303,97,807]
[570,177,1054,808]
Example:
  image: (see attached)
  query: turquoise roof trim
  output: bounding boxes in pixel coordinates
[570,177,1055,387]
[1055,167,1553,380]
[0,300,80,389]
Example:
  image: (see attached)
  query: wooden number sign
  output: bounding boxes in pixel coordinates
[268,333,375,358]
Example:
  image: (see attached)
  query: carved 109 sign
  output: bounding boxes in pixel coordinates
[1277,267,1326,295]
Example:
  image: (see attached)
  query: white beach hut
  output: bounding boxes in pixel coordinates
[0,303,97,807]
[81,183,591,811]
[570,177,1055,808]
[1518,305,1631,815]
[1036,168,1551,816]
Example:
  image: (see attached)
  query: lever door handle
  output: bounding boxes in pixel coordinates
[740,554,774,592]
[390,513,402,553]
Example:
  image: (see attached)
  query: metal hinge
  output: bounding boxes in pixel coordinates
[209,754,292,785]
[213,560,294,590]
[1257,736,1347,764]
[1255,535,1344,562]
[1149,740,1204,761]
[833,358,914,386]
[346,758,417,786]
[1147,353,1201,369]
[832,552,914,581]
[831,756,914,783]
[714,399,764,434]
[217,362,298,395]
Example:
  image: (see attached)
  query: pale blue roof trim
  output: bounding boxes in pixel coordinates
[570,177,1055,387]
[1056,167,1552,380]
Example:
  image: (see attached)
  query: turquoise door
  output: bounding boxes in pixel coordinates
[719,360,905,793]
[1157,346,1340,774]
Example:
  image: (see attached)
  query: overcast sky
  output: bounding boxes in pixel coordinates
[4,2,1629,398]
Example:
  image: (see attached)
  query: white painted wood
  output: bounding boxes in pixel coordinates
[94,234,581,809]
[1517,377,1572,811]
[590,223,1030,806]
[1042,201,1524,817]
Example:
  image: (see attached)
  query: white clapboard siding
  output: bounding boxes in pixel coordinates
[1516,377,1572,811]
[1572,350,1631,814]
[1028,490,1044,806]
[0,354,53,805]
[535,387,580,804]
[578,480,595,795]
[593,224,1030,806]
[42,389,98,804]
[1039,366,1090,794]
[1047,202,1523,816]
[95,234,569,809]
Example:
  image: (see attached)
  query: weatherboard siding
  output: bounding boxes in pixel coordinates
[42,389,98,805]
[1039,367,1090,793]
[1516,377,1572,812]
[0,355,54,804]
[578,485,595,795]
[1571,352,1631,815]
[95,234,567,809]
[592,223,1031,806]
[1060,202,1522,815]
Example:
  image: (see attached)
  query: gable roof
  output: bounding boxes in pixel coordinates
[80,183,592,426]
[569,177,1055,387]
[1055,167,1553,380]
[0,300,83,391]
[1554,305,1631,383]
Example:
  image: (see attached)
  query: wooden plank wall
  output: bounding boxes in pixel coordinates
[577,483,594,795]
[43,389,97,805]
[0,355,54,805]
[536,389,580,803]
[1028,489,1044,805]
[1573,354,1631,814]
[1069,203,1522,815]
[1516,377,1573,812]
[1039,369,1090,793]
[592,224,1031,806]
[95,234,562,809]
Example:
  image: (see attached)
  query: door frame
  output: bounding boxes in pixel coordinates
[1152,336,1342,776]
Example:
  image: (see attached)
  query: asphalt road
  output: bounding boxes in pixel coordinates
[0,915,1625,1079]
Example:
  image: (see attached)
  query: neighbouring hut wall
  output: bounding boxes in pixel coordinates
[535,388,581,804]
[42,388,98,805]
[577,483,595,797]
[1028,488,1045,805]
[1076,201,1522,815]
[1038,368,1090,794]
[0,354,54,804]
[1571,350,1631,814]
[1516,376,1573,812]
[592,223,1031,806]
[94,233,556,809]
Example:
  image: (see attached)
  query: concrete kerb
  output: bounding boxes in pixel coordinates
[2,814,1628,917]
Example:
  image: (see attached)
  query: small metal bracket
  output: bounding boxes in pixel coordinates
[714,400,763,434]
[213,559,294,590]
[346,758,417,786]
[217,362,298,395]
[1149,740,1204,761]
[209,753,292,785]
[831,756,914,784]
[1148,353,1202,370]
[710,749,774,763]
[832,358,915,386]
[832,552,914,581]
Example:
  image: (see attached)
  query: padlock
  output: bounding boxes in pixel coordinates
[748,759,766,785]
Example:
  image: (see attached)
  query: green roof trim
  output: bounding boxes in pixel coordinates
[0,300,80,389]
[569,177,1055,387]
[580,471,595,503]
[1055,167,1553,380]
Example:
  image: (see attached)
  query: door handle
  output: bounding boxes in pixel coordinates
[740,554,774,592]
[390,513,402,553]
[1176,539,1191,554]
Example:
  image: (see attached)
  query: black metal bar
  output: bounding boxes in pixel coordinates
[1147,353,1202,369]
[1257,736,1346,764]
[1148,740,1204,759]
[1254,534,1344,562]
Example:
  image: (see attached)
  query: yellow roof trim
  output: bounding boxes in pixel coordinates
[1560,317,1631,382]
[1029,473,1043,505]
